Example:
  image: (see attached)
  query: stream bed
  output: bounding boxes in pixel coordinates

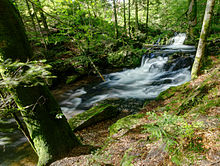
[0,33,196,165]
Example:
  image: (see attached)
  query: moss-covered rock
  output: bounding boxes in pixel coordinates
[69,104,119,131]
[66,75,79,84]
[109,113,145,136]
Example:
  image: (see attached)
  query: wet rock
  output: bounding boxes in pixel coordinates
[164,55,194,71]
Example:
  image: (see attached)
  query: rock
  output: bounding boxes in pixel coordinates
[68,104,119,131]
[66,75,79,84]
[164,55,194,71]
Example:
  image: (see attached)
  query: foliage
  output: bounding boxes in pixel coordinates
[0,59,55,88]
[142,111,204,165]
[0,90,16,118]
[12,0,218,87]
[107,45,144,68]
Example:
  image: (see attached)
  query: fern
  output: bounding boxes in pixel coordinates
[142,112,204,165]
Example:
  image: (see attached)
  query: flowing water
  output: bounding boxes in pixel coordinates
[59,33,196,117]
[0,33,196,165]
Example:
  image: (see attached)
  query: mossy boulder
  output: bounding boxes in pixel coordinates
[109,113,145,136]
[66,75,79,84]
[68,104,119,131]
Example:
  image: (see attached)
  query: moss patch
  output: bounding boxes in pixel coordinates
[109,113,145,136]
[66,75,79,84]
[69,104,119,131]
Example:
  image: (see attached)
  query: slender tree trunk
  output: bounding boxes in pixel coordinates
[25,0,38,37]
[135,0,139,30]
[146,0,149,32]
[191,0,215,79]
[128,0,131,38]
[113,0,118,39]
[188,0,197,39]
[72,0,75,15]
[123,0,127,35]
[0,1,81,166]
[36,0,49,34]
[32,3,47,49]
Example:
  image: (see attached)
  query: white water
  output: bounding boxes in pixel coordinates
[59,33,195,117]
[169,33,186,45]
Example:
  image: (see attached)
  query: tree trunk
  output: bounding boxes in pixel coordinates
[135,0,139,30]
[187,0,197,39]
[31,2,47,49]
[113,0,119,39]
[0,1,81,166]
[146,0,149,32]
[36,0,49,34]
[25,0,38,37]
[128,0,131,38]
[123,0,127,35]
[191,0,215,79]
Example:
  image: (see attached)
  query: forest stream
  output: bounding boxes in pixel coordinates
[0,33,196,166]
[59,33,196,118]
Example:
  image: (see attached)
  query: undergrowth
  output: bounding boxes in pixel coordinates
[142,112,204,165]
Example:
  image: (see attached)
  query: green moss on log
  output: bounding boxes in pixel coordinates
[69,104,119,131]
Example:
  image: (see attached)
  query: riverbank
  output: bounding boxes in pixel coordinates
[50,50,220,165]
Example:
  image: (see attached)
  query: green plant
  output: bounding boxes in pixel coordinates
[0,59,55,88]
[142,112,204,165]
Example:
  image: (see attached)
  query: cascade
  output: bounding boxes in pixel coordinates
[169,33,186,45]
[59,33,196,117]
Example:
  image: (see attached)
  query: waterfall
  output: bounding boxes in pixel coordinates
[169,33,186,45]
[59,33,196,117]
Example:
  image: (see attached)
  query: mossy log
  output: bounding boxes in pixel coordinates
[69,104,119,131]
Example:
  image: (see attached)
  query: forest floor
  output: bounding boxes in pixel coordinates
[51,54,220,166]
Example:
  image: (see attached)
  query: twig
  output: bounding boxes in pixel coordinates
[87,55,105,82]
